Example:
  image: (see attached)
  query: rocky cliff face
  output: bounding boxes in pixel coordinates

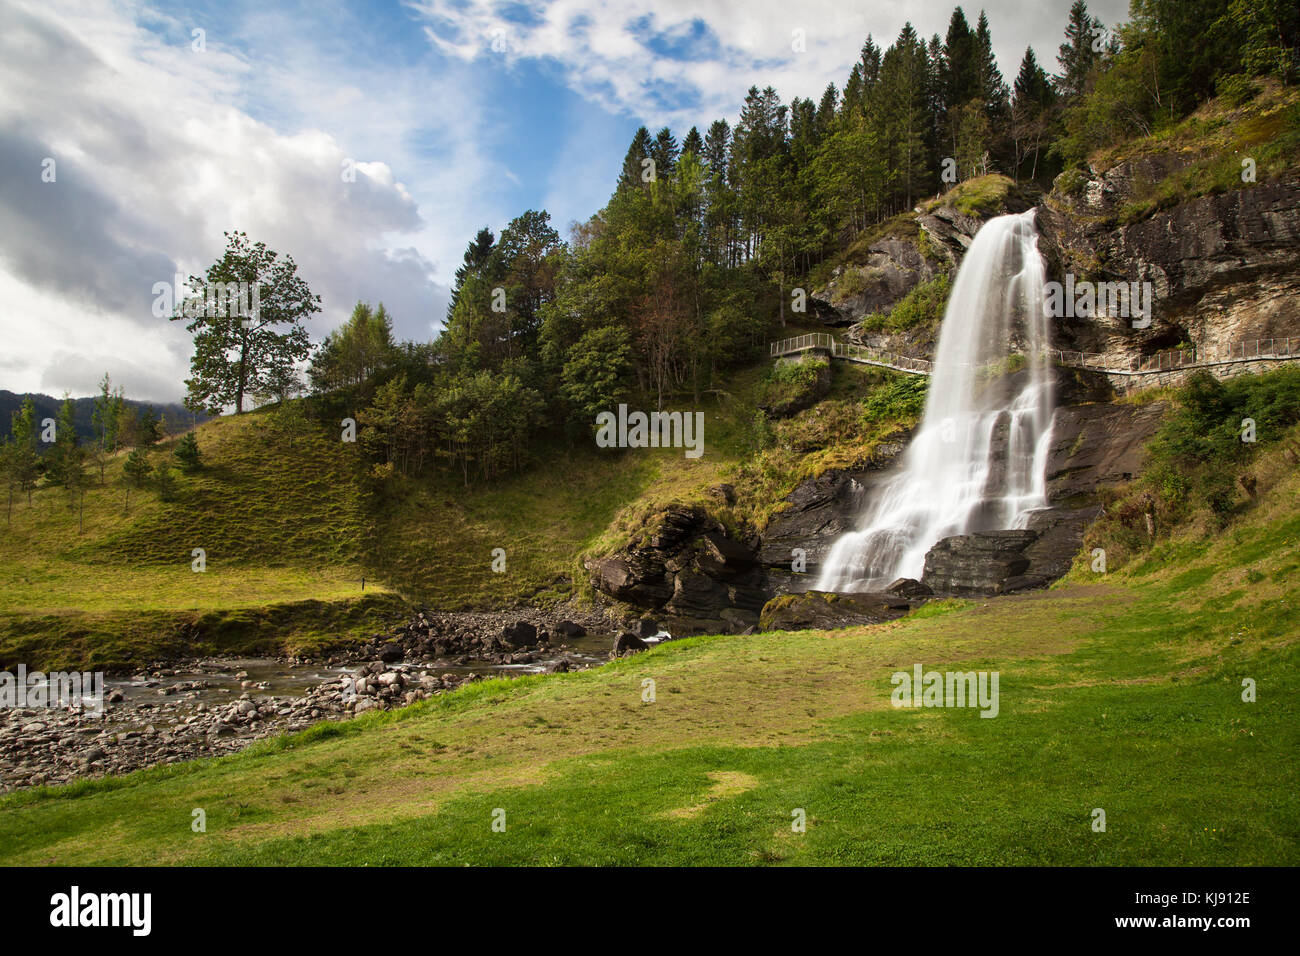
[1037,169,1300,364]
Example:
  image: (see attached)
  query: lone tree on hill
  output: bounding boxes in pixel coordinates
[173,231,320,415]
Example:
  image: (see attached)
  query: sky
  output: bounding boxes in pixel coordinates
[0,0,1130,403]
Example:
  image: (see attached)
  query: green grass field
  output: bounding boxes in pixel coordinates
[1,458,1294,865]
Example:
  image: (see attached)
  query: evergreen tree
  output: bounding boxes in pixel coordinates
[815,83,839,136]
[650,127,680,178]
[45,395,79,486]
[1056,0,1103,100]
[173,431,203,473]
[681,126,703,157]
[618,126,654,188]
[121,448,152,514]
[942,7,978,127]
[1012,46,1056,180]
[878,23,933,208]
[91,373,124,484]
[8,398,40,508]
[155,460,177,502]
[447,227,497,319]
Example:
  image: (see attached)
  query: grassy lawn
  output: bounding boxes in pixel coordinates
[2,462,1294,865]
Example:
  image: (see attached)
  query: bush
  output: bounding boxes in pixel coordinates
[863,375,929,424]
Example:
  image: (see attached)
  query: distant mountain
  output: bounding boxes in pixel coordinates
[0,390,208,442]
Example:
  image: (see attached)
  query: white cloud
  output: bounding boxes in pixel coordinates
[409,0,1133,132]
[0,0,490,401]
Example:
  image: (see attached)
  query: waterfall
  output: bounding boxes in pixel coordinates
[815,209,1054,592]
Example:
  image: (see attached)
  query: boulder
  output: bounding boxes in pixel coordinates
[759,590,912,632]
[554,620,587,639]
[613,632,649,656]
[501,621,539,647]
[885,577,933,600]
[920,530,1039,596]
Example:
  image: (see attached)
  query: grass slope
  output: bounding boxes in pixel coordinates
[2,460,1295,865]
[2,355,915,669]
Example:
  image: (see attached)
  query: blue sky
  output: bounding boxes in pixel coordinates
[0,0,1129,401]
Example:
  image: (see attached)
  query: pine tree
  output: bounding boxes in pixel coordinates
[815,83,839,136]
[618,126,654,188]
[173,431,203,473]
[681,126,703,157]
[10,398,40,507]
[973,12,1010,117]
[121,448,152,514]
[45,395,79,486]
[650,127,679,178]
[942,7,978,123]
[91,373,124,485]
[1057,0,1102,100]
[155,460,177,503]
[878,23,933,209]
[447,227,497,319]
[1012,46,1056,180]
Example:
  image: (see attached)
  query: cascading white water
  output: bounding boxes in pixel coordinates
[816,209,1054,592]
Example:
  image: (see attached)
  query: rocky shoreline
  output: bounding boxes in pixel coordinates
[1,603,652,794]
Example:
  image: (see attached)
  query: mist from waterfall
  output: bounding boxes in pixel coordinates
[815,209,1054,592]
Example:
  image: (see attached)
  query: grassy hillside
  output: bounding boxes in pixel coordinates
[2,438,1295,865]
[2,346,923,669]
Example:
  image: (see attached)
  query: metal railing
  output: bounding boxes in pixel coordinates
[769,333,932,374]
[771,334,1300,378]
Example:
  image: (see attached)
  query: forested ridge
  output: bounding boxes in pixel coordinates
[306,0,1294,487]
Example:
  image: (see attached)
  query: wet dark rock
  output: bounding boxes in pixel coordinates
[554,620,587,639]
[885,578,933,600]
[634,618,659,639]
[921,530,1040,597]
[614,632,649,656]
[501,621,539,647]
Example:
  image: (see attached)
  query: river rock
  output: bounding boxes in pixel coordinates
[501,621,539,647]
[613,632,649,656]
